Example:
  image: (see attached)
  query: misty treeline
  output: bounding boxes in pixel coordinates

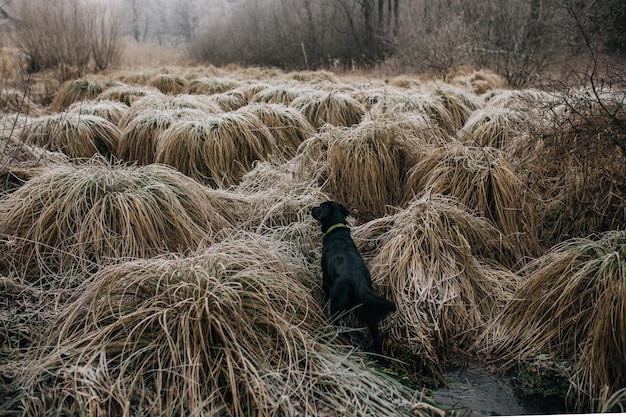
[190,0,625,85]
[3,0,625,85]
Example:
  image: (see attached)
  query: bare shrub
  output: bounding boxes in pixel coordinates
[10,0,123,74]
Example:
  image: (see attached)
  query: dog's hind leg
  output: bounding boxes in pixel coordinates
[365,318,383,353]
[330,285,353,325]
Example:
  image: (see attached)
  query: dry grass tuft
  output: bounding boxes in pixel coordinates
[155,112,277,187]
[484,88,556,110]
[405,143,539,261]
[327,121,421,219]
[18,113,120,159]
[185,77,240,95]
[0,89,45,117]
[206,90,248,111]
[294,117,434,221]
[118,71,153,85]
[369,110,452,147]
[237,103,315,157]
[1,116,67,169]
[431,84,480,129]
[118,108,207,165]
[1,114,27,141]
[291,90,366,129]
[350,84,392,110]
[232,161,328,252]
[451,69,506,95]
[477,231,626,405]
[67,100,129,125]
[50,78,109,112]
[370,90,462,136]
[16,233,442,416]
[251,85,311,105]
[232,82,271,101]
[352,194,520,373]
[0,133,68,192]
[148,73,187,95]
[0,273,63,402]
[96,84,160,106]
[117,94,222,129]
[457,107,526,148]
[289,70,338,83]
[0,160,233,280]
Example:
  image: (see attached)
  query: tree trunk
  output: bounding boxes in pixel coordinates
[361,0,374,46]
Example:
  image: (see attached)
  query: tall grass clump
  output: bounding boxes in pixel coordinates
[405,143,539,261]
[326,122,416,219]
[50,78,108,112]
[295,119,428,221]
[370,90,460,136]
[118,108,207,165]
[0,138,68,193]
[17,233,443,417]
[155,112,277,187]
[206,90,248,111]
[233,82,271,101]
[96,84,160,106]
[430,83,479,130]
[148,73,187,95]
[232,161,328,253]
[118,71,152,85]
[451,69,506,95]
[289,70,338,83]
[185,77,239,95]
[250,86,309,105]
[291,90,366,129]
[0,160,233,280]
[353,84,409,110]
[477,231,626,407]
[352,194,520,374]
[118,94,221,129]
[457,107,527,148]
[0,89,45,117]
[484,88,556,110]
[18,113,120,159]
[67,100,129,125]
[1,114,27,142]
[237,103,315,157]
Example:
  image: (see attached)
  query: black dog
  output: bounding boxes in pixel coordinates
[311,201,396,352]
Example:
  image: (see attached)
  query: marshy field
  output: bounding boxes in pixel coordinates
[1,62,625,416]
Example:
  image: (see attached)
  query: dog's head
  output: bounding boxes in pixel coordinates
[311,201,349,232]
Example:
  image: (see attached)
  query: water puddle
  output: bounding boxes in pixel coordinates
[433,363,568,416]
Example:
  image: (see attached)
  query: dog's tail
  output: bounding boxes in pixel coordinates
[356,286,396,320]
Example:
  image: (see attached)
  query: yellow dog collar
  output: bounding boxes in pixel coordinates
[326,223,347,234]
